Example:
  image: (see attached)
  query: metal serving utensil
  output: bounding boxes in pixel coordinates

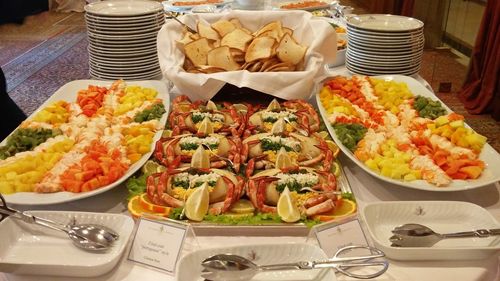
[390,223,500,247]
[164,11,196,33]
[0,194,118,252]
[201,245,389,280]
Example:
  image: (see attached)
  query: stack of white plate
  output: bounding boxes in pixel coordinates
[85,0,164,80]
[345,14,424,76]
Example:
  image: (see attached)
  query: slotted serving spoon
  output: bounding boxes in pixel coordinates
[390,223,500,247]
[0,194,119,252]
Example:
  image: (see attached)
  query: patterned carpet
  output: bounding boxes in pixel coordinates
[1,11,499,152]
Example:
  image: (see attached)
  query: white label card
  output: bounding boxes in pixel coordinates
[128,217,187,273]
[315,219,368,257]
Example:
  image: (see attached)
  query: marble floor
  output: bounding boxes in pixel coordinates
[0,11,498,151]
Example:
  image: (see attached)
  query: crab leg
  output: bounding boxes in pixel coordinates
[305,199,335,217]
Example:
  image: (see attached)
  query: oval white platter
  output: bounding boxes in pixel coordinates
[1,80,170,205]
[315,74,500,191]
[162,0,233,11]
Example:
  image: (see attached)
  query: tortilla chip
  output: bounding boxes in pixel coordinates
[207,46,241,71]
[245,36,276,62]
[197,22,220,41]
[184,38,213,66]
[221,28,254,51]
[211,20,236,37]
[276,33,307,65]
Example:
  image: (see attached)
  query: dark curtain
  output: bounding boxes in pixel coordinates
[0,67,27,141]
[458,0,500,120]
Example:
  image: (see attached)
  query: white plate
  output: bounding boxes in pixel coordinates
[162,0,233,11]
[316,75,500,191]
[278,0,332,11]
[88,36,157,46]
[89,62,160,72]
[1,80,169,205]
[347,14,424,32]
[346,25,423,36]
[86,21,164,31]
[360,201,500,260]
[90,69,163,80]
[176,243,335,281]
[85,0,163,16]
[345,64,420,76]
[85,12,164,23]
[87,30,159,40]
[86,25,162,35]
[89,52,158,63]
[0,211,134,276]
[89,47,157,57]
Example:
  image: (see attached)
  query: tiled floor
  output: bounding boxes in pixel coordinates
[0,11,498,151]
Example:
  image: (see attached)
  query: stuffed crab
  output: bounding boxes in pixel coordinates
[247,99,321,136]
[247,148,338,217]
[169,95,251,137]
[242,118,333,177]
[147,146,245,217]
[155,117,241,171]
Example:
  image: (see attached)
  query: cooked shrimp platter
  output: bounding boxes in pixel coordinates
[127,96,357,225]
[317,75,500,191]
[0,80,169,205]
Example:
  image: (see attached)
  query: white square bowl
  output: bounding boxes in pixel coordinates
[0,211,134,277]
[360,201,500,261]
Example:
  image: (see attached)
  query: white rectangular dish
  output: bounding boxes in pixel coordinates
[360,201,500,261]
[0,211,134,277]
[176,243,335,281]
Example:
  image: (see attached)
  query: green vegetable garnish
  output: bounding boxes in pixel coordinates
[133,103,166,123]
[180,143,218,151]
[333,123,367,152]
[126,174,148,199]
[261,138,295,152]
[413,96,447,120]
[0,128,61,160]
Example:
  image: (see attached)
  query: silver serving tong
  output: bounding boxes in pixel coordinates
[201,245,389,280]
[0,193,118,252]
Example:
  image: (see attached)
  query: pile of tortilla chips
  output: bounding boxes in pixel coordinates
[178,18,308,74]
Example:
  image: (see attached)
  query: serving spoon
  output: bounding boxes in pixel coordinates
[390,223,500,247]
[0,194,118,252]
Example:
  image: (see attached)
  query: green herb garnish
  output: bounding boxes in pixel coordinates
[126,173,148,199]
[133,103,166,123]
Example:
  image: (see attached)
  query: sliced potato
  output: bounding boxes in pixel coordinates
[276,33,307,65]
[260,57,280,71]
[197,65,226,73]
[207,46,241,71]
[221,28,254,51]
[197,22,220,41]
[184,38,213,66]
[245,36,276,62]
[211,20,236,37]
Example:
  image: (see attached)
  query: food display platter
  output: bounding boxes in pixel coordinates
[316,75,500,191]
[162,0,233,12]
[278,1,332,11]
[0,80,170,205]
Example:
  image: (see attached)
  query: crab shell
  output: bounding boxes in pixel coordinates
[183,111,235,132]
[170,134,232,159]
[248,111,297,132]
[250,167,331,206]
[166,168,239,204]
[242,132,321,161]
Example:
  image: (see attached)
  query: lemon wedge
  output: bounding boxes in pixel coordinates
[162,129,173,138]
[197,116,214,135]
[325,140,340,158]
[276,147,294,169]
[229,199,255,214]
[141,160,166,175]
[277,186,301,223]
[191,146,210,169]
[184,183,210,221]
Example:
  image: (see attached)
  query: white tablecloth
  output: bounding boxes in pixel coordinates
[1,68,499,281]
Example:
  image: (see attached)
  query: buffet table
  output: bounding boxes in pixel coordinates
[1,65,499,281]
